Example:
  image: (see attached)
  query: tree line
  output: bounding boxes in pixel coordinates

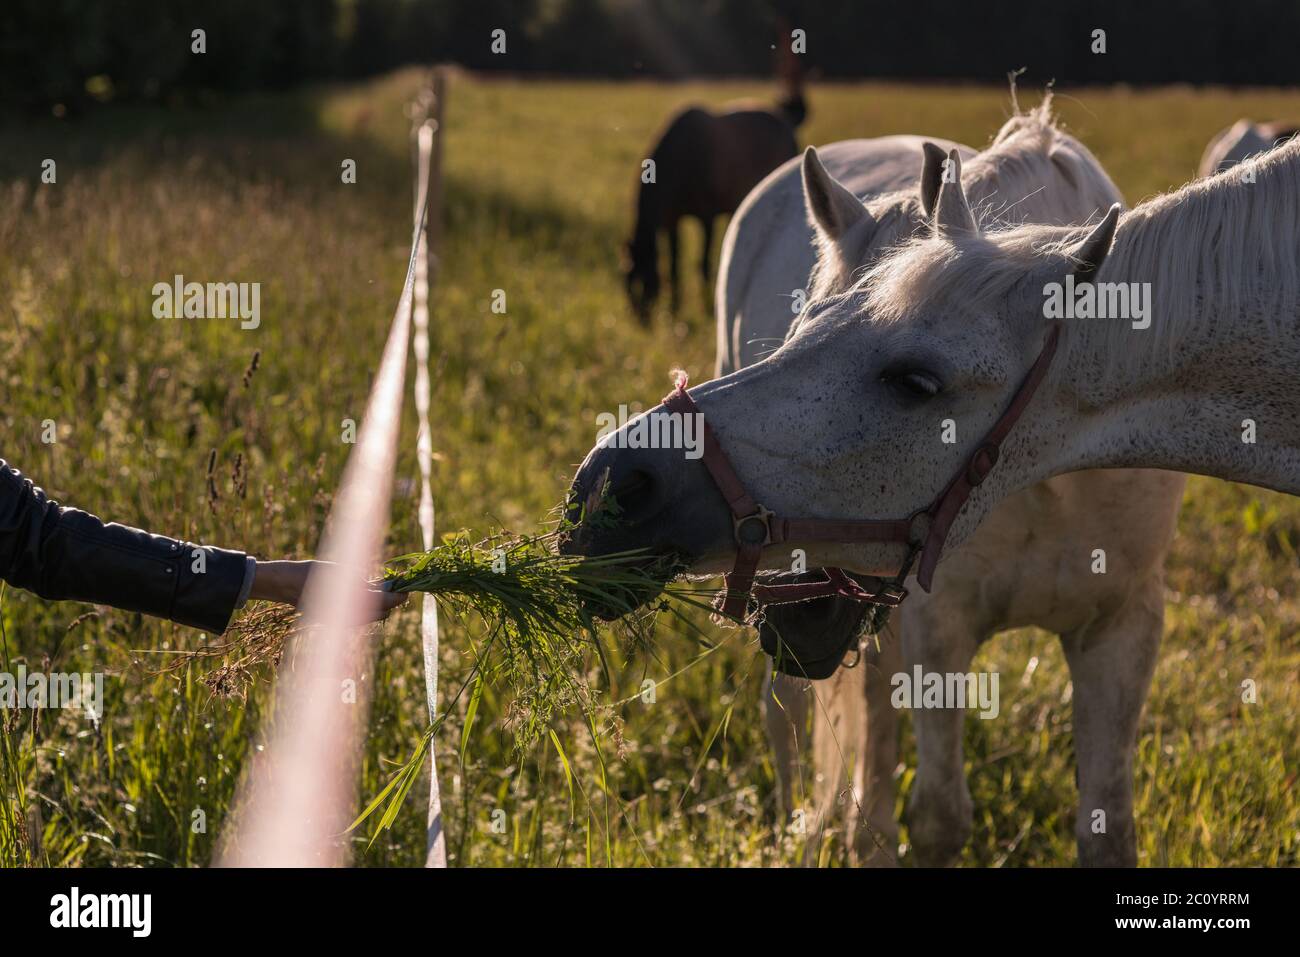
[4,0,1295,113]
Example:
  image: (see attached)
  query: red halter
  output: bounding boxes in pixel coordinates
[660,323,1062,622]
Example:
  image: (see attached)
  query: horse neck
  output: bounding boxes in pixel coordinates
[964,133,1122,227]
[1054,163,1300,496]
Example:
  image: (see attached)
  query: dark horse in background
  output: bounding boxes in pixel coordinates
[624,47,807,323]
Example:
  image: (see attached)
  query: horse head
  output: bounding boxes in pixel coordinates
[569,142,1123,617]
[623,235,660,323]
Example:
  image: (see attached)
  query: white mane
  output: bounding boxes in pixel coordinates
[862,134,1300,377]
[961,97,1122,229]
[806,97,1121,300]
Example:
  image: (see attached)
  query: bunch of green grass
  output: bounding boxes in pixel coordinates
[380,530,712,747]
[343,529,719,840]
[386,533,671,644]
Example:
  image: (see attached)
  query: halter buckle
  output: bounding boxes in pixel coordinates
[733,504,775,548]
[870,581,909,606]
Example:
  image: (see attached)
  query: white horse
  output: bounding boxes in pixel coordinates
[715,105,1185,866]
[754,144,1300,861]
[569,121,1300,863]
[1199,119,1299,178]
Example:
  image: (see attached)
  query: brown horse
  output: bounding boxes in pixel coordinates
[624,90,806,323]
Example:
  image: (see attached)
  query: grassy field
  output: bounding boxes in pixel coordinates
[1,69,1298,867]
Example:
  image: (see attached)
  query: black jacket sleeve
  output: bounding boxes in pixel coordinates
[0,458,247,634]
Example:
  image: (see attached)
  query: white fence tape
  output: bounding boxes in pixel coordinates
[413,73,447,868]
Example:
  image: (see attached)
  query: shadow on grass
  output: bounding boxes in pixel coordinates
[0,81,625,261]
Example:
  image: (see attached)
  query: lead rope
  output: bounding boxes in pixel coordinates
[413,69,447,869]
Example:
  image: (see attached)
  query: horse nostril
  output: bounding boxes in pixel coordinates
[611,468,658,521]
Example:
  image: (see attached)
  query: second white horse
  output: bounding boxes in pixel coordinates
[717,102,1186,866]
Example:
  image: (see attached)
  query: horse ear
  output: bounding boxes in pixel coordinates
[801,146,869,241]
[933,148,976,236]
[1070,203,1121,280]
[919,142,947,218]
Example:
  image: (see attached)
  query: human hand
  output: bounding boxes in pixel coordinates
[249,560,408,620]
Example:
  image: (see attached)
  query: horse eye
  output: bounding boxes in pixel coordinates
[883,369,942,400]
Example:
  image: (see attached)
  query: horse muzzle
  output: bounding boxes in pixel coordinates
[562,412,735,599]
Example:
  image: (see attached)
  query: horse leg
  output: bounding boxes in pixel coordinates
[763,664,811,825]
[699,215,714,309]
[807,663,867,863]
[1059,575,1163,867]
[758,582,878,860]
[905,610,982,866]
[853,630,903,866]
[667,219,682,313]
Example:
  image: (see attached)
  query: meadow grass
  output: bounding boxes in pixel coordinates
[1,69,1297,867]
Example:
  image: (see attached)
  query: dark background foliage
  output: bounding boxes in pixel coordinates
[3,0,1297,113]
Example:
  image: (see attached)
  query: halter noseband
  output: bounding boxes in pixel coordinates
[660,322,1062,623]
